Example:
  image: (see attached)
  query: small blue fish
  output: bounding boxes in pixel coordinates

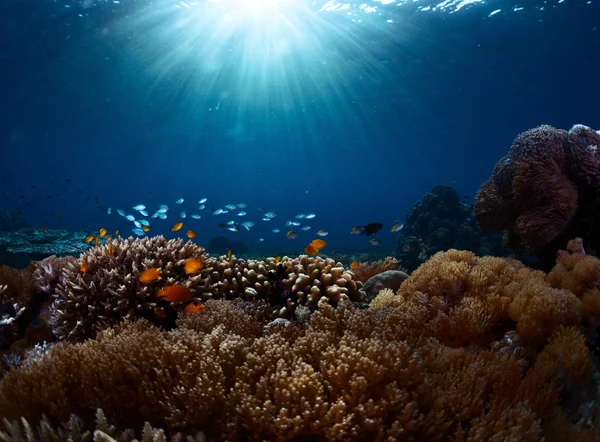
[237,203,247,208]
[125,214,136,222]
[134,221,142,228]
[132,204,146,211]
[213,209,224,215]
[198,198,207,204]
[264,212,277,218]
[369,238,383,247]
[107,207,112,215]
[225,204,237,210]
[317,230,328,237]
[180,211,187,218]
[295,214,306,219]
[227,225,239,232]
[117,209,126,217]
[191,214,201,219]
[151,212,159,219]
[131,228,145,236]
[140,220,150,226]
[257,238,264,242]
[305,213,316,219]
[272,229,280,233]
[241,221,254,231]
[159,213,168,220]
[176,198,184,204]
[285,221,292,226]
[291,221,301,227]
[140,210,148,217]
[237,211,246,216]
[301,226,311,231]
[198,205,205,210]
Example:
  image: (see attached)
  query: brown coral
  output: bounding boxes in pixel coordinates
[0,300,585,441]
[474,124,600,258]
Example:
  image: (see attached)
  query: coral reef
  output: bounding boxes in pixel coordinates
[197,254,364,316]
[52,236,208,341]
[395,185,525,271]
[1,236,600,439]
[1,300,595,441]
[0,228,89,268]
[474,124,600,269]
[51,236,364,342]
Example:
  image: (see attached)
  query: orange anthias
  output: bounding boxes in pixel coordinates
[184,301,205,315]
[139,268,162,283]
[172,222,184,232]
[186,230,196,239]
[310,239,327,249]
[350,261,360,270]
[184,257,204,275]
[304,244,318,255]
[157,285,193,303]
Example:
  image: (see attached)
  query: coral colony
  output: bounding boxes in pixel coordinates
[2,125,600,440]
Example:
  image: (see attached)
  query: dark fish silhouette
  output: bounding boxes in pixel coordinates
[351,222,383,236]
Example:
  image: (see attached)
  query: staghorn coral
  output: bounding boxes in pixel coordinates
[349,256,405,284]
[0,300,593,441]
[53,236,208,341]
[474,124,600,268]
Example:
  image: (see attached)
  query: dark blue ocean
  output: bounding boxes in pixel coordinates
[1,0,598,255]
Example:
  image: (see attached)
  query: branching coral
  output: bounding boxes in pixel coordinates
[474,124,600,266]
[0,300,589,441]
[52,236,208,341]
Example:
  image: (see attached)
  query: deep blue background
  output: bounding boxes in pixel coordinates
[1,0,598,252]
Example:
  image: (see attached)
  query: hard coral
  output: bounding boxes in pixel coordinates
[199,254,364,317]
[474,124,600,266]
[53,236,208,341]
[349,256,405,284]
[0,300,588,441]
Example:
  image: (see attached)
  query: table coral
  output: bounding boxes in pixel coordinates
[474,124,600,267]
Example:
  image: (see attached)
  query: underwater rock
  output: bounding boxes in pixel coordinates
[361,269,409,302]
[0,210,27,232]
[0,229,89,268]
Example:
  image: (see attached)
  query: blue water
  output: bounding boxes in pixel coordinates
[1,0,598,253]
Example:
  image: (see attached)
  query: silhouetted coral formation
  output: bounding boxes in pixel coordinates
[395,185,520,271]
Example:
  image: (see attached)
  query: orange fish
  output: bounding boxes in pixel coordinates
[115,230,119,236]
[187,230,196,239]
[172,222,184,232]
[184,257,204,275]
[275,256,281,264]
[85,235,94,243]
[304,244,318,255]
[154,307,166,320]
[99,228,107,237]
[107,245,115,258]
[157,285,193,303]
[139,268,162,283]
[227,250,233,260]
[403,244,411,252]
[142,225,150,233]
[80,262,88,273]
[95,236,99,246]
[184,301,205,315]
[350,261,360,270]
[106,235,112,242]
[310,239,327,249]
